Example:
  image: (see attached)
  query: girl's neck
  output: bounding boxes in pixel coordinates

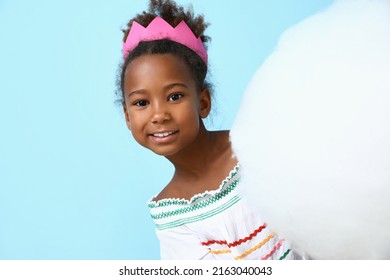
[155,125,237,202]
[165,122,219,179]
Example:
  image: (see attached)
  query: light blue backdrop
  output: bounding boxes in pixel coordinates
[0,0,333,259]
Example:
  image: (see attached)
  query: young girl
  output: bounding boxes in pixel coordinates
[118,0,304,260]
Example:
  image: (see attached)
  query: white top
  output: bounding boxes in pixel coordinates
[147,164,304,260]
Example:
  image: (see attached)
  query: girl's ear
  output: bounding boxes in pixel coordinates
[199,89,211,119]
[123,102,132,131]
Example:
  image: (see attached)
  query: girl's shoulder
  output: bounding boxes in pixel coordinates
[152,182,181,202]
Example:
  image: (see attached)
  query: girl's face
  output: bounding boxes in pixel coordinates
[123,54,211,156]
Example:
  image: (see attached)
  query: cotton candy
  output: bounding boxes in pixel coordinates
[230,0,390,259]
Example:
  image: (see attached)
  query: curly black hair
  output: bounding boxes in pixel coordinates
[116,0,213,104]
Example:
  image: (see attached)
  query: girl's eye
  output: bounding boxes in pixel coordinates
[133,100,149,107]
[168,93,183,101]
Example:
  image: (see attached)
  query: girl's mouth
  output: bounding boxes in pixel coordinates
[151,131,176,138]
[149,130,178,143]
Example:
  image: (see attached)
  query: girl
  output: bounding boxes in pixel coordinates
[118,0,303,260]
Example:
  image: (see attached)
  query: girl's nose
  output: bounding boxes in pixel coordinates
[151,103,171,124]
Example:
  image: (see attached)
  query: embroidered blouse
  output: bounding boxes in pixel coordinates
[147,164,303,260]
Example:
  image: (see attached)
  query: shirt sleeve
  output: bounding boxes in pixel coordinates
[156,227,211,260]
[215,196,296,260]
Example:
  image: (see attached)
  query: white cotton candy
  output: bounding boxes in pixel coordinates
[230,0,390,259]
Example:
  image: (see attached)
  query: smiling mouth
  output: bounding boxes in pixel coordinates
[150,131,178,138]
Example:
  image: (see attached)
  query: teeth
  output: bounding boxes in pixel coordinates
[153,131,174,137]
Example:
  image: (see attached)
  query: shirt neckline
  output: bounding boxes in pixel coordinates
[147,163,240,208]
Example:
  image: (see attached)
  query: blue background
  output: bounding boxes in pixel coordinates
[0,0,333,259]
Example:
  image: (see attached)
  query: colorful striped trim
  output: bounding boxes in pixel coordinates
[201,223,267,248]
[148,199,188,208]
[202,239,227,246]
[261,239,284,260]
[210,249,232,255]
[148,164,240,208]
[279,249,291,260]
[155,195,241,230]
[234,232,276,260]
[151,179,239,220]
[229,223,267,247]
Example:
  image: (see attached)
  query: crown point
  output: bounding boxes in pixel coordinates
[122,16,208,64]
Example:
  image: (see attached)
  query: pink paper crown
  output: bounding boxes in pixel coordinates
[122,16,208,63]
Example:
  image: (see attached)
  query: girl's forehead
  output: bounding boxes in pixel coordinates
[124,54,196,91]
[126,53,187,71]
